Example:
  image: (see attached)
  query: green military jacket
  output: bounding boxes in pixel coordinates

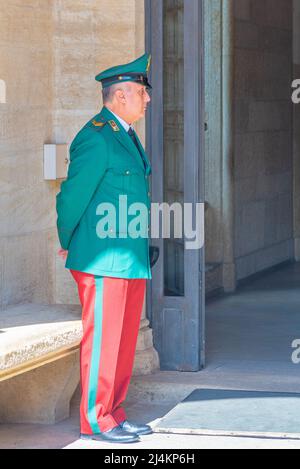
[56,106,152,279]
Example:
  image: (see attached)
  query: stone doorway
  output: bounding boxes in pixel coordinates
[204,0,300,380]
[205,0,298,295]
[147,0,300,370]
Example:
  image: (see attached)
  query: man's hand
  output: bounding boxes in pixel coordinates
[58,249,68,260]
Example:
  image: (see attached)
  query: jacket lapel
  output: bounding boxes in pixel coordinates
[132,129,152,176]
[98,107,152,174]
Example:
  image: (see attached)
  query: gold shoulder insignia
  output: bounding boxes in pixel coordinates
[92,119,105,127]
[109,120,120,132]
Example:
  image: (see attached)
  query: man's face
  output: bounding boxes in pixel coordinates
[122,82,151,123]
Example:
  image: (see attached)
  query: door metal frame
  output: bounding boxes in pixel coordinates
[145,0,205,371]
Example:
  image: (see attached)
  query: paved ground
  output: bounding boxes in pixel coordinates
[1,263,300,449]
[1,397,300,449]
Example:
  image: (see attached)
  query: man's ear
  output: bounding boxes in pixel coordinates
[115,89,126,104]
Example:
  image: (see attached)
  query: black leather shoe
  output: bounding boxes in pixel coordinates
[119,420,153,436]
[80,426,140,444]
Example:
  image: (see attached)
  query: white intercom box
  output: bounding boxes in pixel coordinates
[44,144,69,180]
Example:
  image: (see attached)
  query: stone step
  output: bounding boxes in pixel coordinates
[127,365,300,406]
[127,371,203,405]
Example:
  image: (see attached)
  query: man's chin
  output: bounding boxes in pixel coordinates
[132,111,146,123]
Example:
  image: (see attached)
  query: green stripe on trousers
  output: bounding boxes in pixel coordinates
[87,276,104,434]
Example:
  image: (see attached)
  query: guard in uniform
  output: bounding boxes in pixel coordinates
[56,54,157,444]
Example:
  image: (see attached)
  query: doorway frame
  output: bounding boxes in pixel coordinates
[145,0,206,371]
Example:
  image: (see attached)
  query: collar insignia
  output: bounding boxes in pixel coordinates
[109,120,120,132]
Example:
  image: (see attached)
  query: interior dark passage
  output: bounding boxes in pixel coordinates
[205,0,300,381]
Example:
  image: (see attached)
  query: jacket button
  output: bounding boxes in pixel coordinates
[126,170,130,175]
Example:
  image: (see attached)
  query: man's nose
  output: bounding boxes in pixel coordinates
[145,92,151,103]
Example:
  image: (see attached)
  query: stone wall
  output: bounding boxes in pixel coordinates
[0,0,55,309]
[233,0,294,280]
[0,0,146,308]
[204,0,223,265]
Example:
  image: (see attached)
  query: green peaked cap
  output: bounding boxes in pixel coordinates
[95,53,152,89]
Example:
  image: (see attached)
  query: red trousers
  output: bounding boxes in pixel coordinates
[70,270,146,435]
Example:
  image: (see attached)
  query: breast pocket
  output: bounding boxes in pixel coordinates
[104,166,144,195]
[123,167,145,194]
